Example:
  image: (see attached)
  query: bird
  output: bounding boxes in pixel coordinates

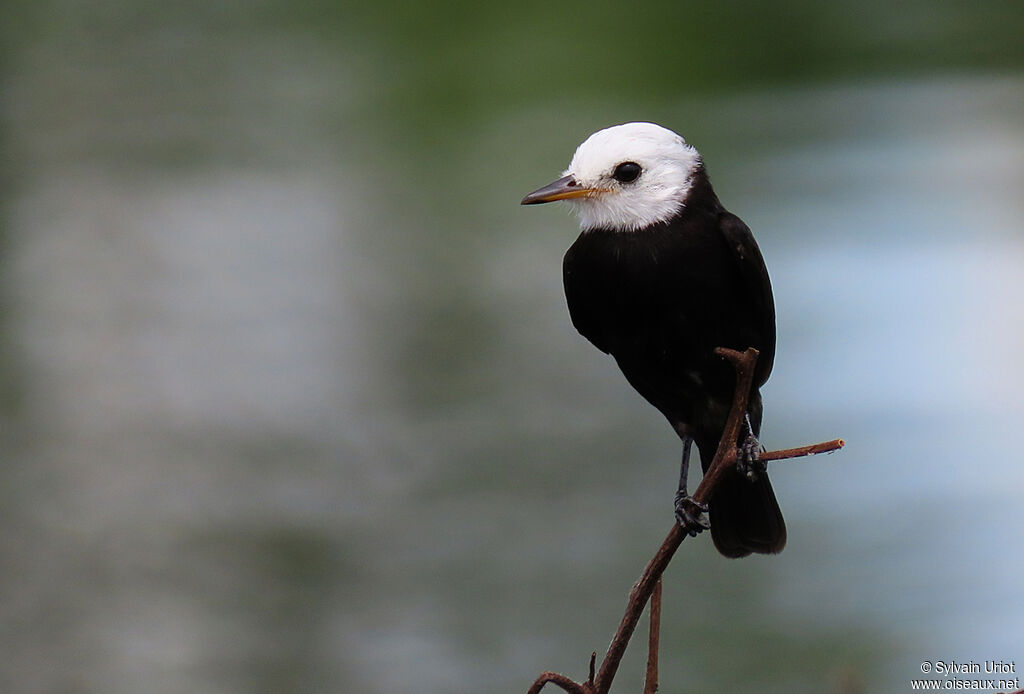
[521,122,785,558]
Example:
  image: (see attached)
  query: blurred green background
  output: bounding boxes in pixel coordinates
[2,1,1023,693]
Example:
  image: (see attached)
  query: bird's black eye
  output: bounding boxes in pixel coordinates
[612,162,642,183]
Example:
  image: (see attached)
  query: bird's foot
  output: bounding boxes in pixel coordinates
[736,440,765,482]
[735,414,765,482]
[674,492,709,536]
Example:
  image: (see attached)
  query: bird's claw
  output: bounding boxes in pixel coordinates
[735,413,766,482]
[674,492,709,536]
[736,434,765,482]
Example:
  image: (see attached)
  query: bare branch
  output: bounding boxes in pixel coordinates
[760,438,844,462]
[593,347,759,693]
[525,347,843,694]
[526,672,590,694]
[643,579,662,694]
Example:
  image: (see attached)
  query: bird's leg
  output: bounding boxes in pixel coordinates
[735,412,766,482]
[673,436,709,535]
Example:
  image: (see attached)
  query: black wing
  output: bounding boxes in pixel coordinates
[718,211,776,386]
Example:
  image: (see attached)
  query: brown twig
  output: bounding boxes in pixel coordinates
[643,579,661,694]
[592,347,758,693]
[526,672,589,694]
[526,347,843,694]
[760,438,844,462]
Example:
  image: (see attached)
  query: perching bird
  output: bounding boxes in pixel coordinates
[521,122,785,558]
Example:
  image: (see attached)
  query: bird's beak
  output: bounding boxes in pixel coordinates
[521,175,601,205]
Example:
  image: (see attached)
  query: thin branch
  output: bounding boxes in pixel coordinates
[594,347,758,693]
[526,672,590,694]
[760,438,844,462]
[526,347,843,694]
[643,579,662,694]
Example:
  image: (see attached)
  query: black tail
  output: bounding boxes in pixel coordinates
[706,470,786,558]
[692,389,785,557]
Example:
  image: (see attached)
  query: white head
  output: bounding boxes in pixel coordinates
[521,122,703,231]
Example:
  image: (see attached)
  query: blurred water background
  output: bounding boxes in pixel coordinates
[2,2,1023,693]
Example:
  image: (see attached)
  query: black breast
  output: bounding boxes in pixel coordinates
[562,190,774,426]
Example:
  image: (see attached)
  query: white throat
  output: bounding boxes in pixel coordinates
[564,122,702,232]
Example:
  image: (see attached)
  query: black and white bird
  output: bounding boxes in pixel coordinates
[521,122,785,558]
